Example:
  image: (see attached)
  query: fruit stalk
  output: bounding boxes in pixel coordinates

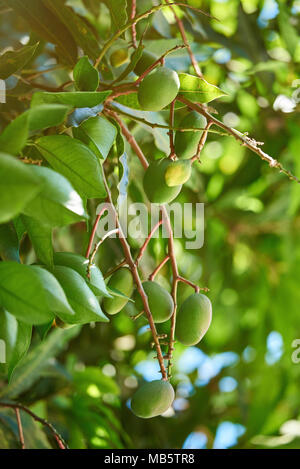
[100,165,168,381]
[130,0,137,49]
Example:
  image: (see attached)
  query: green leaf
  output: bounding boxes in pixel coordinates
[22,165,87,227]
[114,43,144,84]
[30,266,75,320]
[5,0,78,65]
[0,326,81,399]
[31,91,110,108]
[178,73,226,103]
[0,43,38,80]
[44,0,101,61]
[0,105,70,155]
[0,309,32,380]
[36,135,107,199]
[53,252,111,297]
[27,104,71,132]
[0,114,29,155]
[73,116,117,160]
[115,93,141,110]
[104,0,128,33]
[21,215,53,267]
[107,286,134,303]
[73,56,99,92]
[0,262,54,325]
[0,223,20,262]
[0,153,41,224]
[50,266,109,324]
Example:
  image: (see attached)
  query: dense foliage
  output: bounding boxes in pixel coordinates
[0,0,300,450]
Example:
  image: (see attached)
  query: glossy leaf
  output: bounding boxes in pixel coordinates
[73,56,99,92]
[0,105,70,155]
[50,266,109,324]
[22,165,87,227]
[31,91,110,108]
[53,252,111,298]
[73,116,117,160]
[178,73,226,103]
[104,0,128,32]
[0,262,54,325]
[0,153,41,223]
[22,215,53,267]
[0,43,38,80]
[36,135,107,199]
[30,266,75,319]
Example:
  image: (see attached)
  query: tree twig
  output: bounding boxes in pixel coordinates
[165,0,203,78]
[130,0,137,49]
[191,120,213,163]
[15,408,25,450]
[149,256,171,281]
[0,402,67,449]
[178,96,300,184]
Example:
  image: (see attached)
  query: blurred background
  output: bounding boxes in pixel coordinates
[0,0,300,449]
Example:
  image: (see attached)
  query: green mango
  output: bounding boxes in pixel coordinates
[134,50,157,76]
[131,380,175,419]
[138,67,180,111]
[176,293,212,346]
[110,49,129,68]
[134,281,174,323]
[164,160,192,187]
[174,112,207,159]
[103,268,134,315]
[143,159,182,204]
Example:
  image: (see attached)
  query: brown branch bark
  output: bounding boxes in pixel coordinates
[165,0,203,78]
[100,166,168,381]
[0,402,67,449]
[15,408,25,450]
[130,0,137,49]
[177,95,300,184]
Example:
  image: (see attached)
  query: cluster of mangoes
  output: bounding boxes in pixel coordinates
[133,52,208,204]
[103,268,212,419]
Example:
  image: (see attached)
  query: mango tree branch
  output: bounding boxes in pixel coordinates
[130,0,137,49]
[95,3,213,69]
[191,120,214,163]
[178,95,300,184]
[0,402,67,449]
[100,165,168,381]
[15,408,25,450]
[165,0,203,78]
[149,256,171,282]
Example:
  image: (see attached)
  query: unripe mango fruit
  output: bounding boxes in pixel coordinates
[134,50,157,76]
[165,160,192,187]
[143,159,182,204]
[131,380,175,419]
[103,268,134,315]
[134,281,174,323]
[110,49,129,68]
[176,293,212,346]
[174,112,207,159]
[138,67,180,111]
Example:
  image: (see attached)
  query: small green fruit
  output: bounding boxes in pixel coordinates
[134,281,174,324]
[103,268,134,315]
[138,67,180,111]
[174,112,207,159]
[165,160,192,187]
[131,380,175,419]
[143,159,182,204]
[176,293,212,346]
[134,50,157,76]
[110,49,129,68]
